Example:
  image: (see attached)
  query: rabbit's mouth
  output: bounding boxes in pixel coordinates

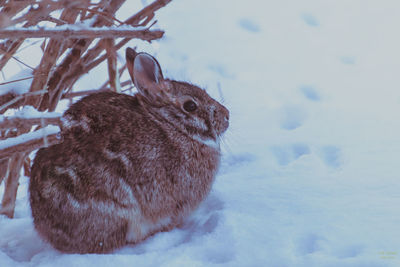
[192,122,228,150]
[219,117,229,135]
[193,135,221,150]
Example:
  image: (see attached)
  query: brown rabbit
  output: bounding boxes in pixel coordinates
[29,48,229,254]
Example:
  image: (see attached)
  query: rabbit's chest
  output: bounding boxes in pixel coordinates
[170,144,220,208]
[133,143,218,206]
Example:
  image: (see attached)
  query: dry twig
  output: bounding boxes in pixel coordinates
[0,90,47,113]
[105,38,120,92]
[0,153,26,218]
[0,27,164,39]
[0,132,60,159]
[0,116,61,130]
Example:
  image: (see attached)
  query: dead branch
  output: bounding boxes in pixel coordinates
[46,39,88,111]
[74,7,124,25]
[0,153,25,218]
[40,0,170,111]
[0,0,61,71]
[89,0,173,68]
[0,27,164,40]
[0,133,60,159]
[40,0,129,111]
[0,0,173,219]
[0,76,33,86]
[0,158,8,185]
[0,39,24,71]
[43,15,68,25]
[23,157,30,177]
[89,64,127,93]
[62,79,132,99]
[0,90,47,114]
[125,0,172,26]
[8,0,89,27]
[0,1,31,28]
[0,116,61,131]
[0,46,35,69]
[91,0,125,27]
[105,39,120,92]
[26,6,81,108]
[0,128,61,159]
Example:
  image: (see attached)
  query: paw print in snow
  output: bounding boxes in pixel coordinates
[272,143,310,166]
[279,106,307,130]
[300,85,321,102]
[319,145,343,169]
[238,18,260,33]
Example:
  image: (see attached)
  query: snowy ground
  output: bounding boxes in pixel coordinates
[1,0,400,266]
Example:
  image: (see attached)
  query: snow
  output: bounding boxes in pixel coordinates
[0,69,32,96]
[0,106,61,123]
[10,106,61,119]
[0,125,59,150]
[2,0,400,266]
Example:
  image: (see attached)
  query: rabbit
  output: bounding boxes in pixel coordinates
[29,47,229,254]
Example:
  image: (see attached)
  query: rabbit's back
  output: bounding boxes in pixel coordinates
[61,91,143,138]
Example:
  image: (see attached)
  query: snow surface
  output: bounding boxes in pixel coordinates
[2,0,400,266]
[0,69,32,96]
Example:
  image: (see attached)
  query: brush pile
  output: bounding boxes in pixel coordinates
[0,0,172,218]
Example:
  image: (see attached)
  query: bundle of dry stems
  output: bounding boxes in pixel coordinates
[0,0,172,218]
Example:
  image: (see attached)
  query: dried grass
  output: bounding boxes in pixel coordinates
[0,0,172,218]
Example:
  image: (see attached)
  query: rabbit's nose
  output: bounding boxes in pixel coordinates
[220,108,229,133]
[222,107,229,121]
[224,111,229,122]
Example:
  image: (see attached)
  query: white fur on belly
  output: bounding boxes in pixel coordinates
[126,215,172,243]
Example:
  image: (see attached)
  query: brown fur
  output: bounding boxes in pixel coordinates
[29,50,229,254]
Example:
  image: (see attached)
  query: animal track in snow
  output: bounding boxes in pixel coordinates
[0,219,49,262]
[221,153,255,168]
[301,13,319,27]
[297,233,325,255]
[279,106,307,130]
[340,56,356,65]
[271,143,310,166]
[335,244,364,258]
[238,18,260,33]
[219,153,255,175]
[179,194,224,240]
[319,146,342,168]
[300,85,321,102]
[121,193,228,258]
[177,194,235,264]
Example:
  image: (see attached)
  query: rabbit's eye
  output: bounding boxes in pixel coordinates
[183,100,197,112]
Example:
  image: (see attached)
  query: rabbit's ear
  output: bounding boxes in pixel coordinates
[126,48,166,102]
[126,47,138,82]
